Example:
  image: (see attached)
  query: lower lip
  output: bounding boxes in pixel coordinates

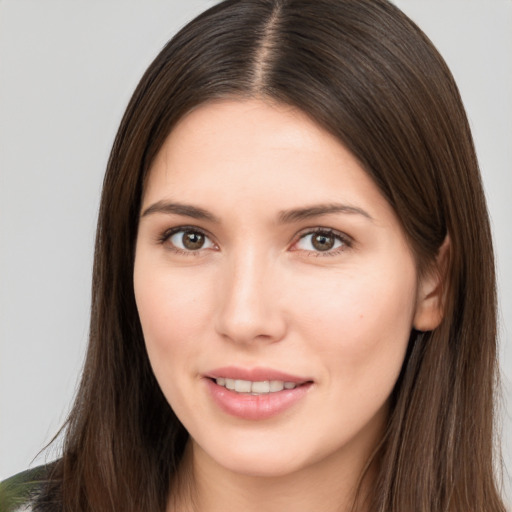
[204,379,312,420]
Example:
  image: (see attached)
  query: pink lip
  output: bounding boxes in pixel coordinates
[206,366,310,383]
[204,366,313,421]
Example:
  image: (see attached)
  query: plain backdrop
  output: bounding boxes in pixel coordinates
[1,0,511,503]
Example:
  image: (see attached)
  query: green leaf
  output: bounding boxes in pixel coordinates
[0,466,48,512]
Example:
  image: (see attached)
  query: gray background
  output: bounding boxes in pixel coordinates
[1,0,511,503]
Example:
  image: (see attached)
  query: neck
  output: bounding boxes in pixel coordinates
[169,439,379,512]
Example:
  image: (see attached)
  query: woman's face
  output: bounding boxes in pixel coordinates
[134,99,439,478]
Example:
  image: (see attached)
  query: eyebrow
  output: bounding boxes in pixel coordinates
[141,200,220,223]
[278,203,373,223]
[140,200,373,223]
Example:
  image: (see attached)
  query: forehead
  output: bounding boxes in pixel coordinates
[143,99,393,225]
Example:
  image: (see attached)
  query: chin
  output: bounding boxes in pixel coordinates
[193,436,312,478]
[215,452,305,478]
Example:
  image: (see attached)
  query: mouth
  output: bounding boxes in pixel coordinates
[211,377,302,395]
[204,367,313,420]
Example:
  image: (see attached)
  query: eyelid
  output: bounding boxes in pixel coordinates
[157,225,218,251]
[156,225,352,256]
[290,227,353,254]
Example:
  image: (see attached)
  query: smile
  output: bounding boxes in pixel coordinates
[214,377,298,395]
[205,367,313,420]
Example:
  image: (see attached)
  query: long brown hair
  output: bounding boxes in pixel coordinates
[36,0,505,510]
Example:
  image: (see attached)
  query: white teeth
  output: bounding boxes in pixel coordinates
[234,379,252,393]
[251,381,270,393]
[269,380,284,392]
[214,378,298,394]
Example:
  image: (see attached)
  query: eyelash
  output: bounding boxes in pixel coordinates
[157,225,216,256]
[157,226,353,257]
[292,227,353,257]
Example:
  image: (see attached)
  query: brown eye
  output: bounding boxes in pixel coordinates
[311,233,335,251]
[168,229,215,252]
[182,231,205,250]
[294,230,347,254]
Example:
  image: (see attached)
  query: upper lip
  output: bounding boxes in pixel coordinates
[205,366,312,383]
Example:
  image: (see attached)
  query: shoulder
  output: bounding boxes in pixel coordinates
[0,466,50,512]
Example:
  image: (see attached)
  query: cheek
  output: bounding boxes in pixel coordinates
[289,261,417,385]
[134,261,214,374]
[134,262,219,420]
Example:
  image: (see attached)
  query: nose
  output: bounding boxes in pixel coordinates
[214,248,287,345]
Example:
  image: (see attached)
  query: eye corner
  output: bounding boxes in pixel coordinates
[289,227,353,256]
[157,225,219,254]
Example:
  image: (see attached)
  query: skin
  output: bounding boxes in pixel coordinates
[133,99,444,512]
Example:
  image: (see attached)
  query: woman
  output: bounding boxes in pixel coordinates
[1,0,506,510]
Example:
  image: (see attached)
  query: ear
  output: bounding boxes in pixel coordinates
[413,235,451,332]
